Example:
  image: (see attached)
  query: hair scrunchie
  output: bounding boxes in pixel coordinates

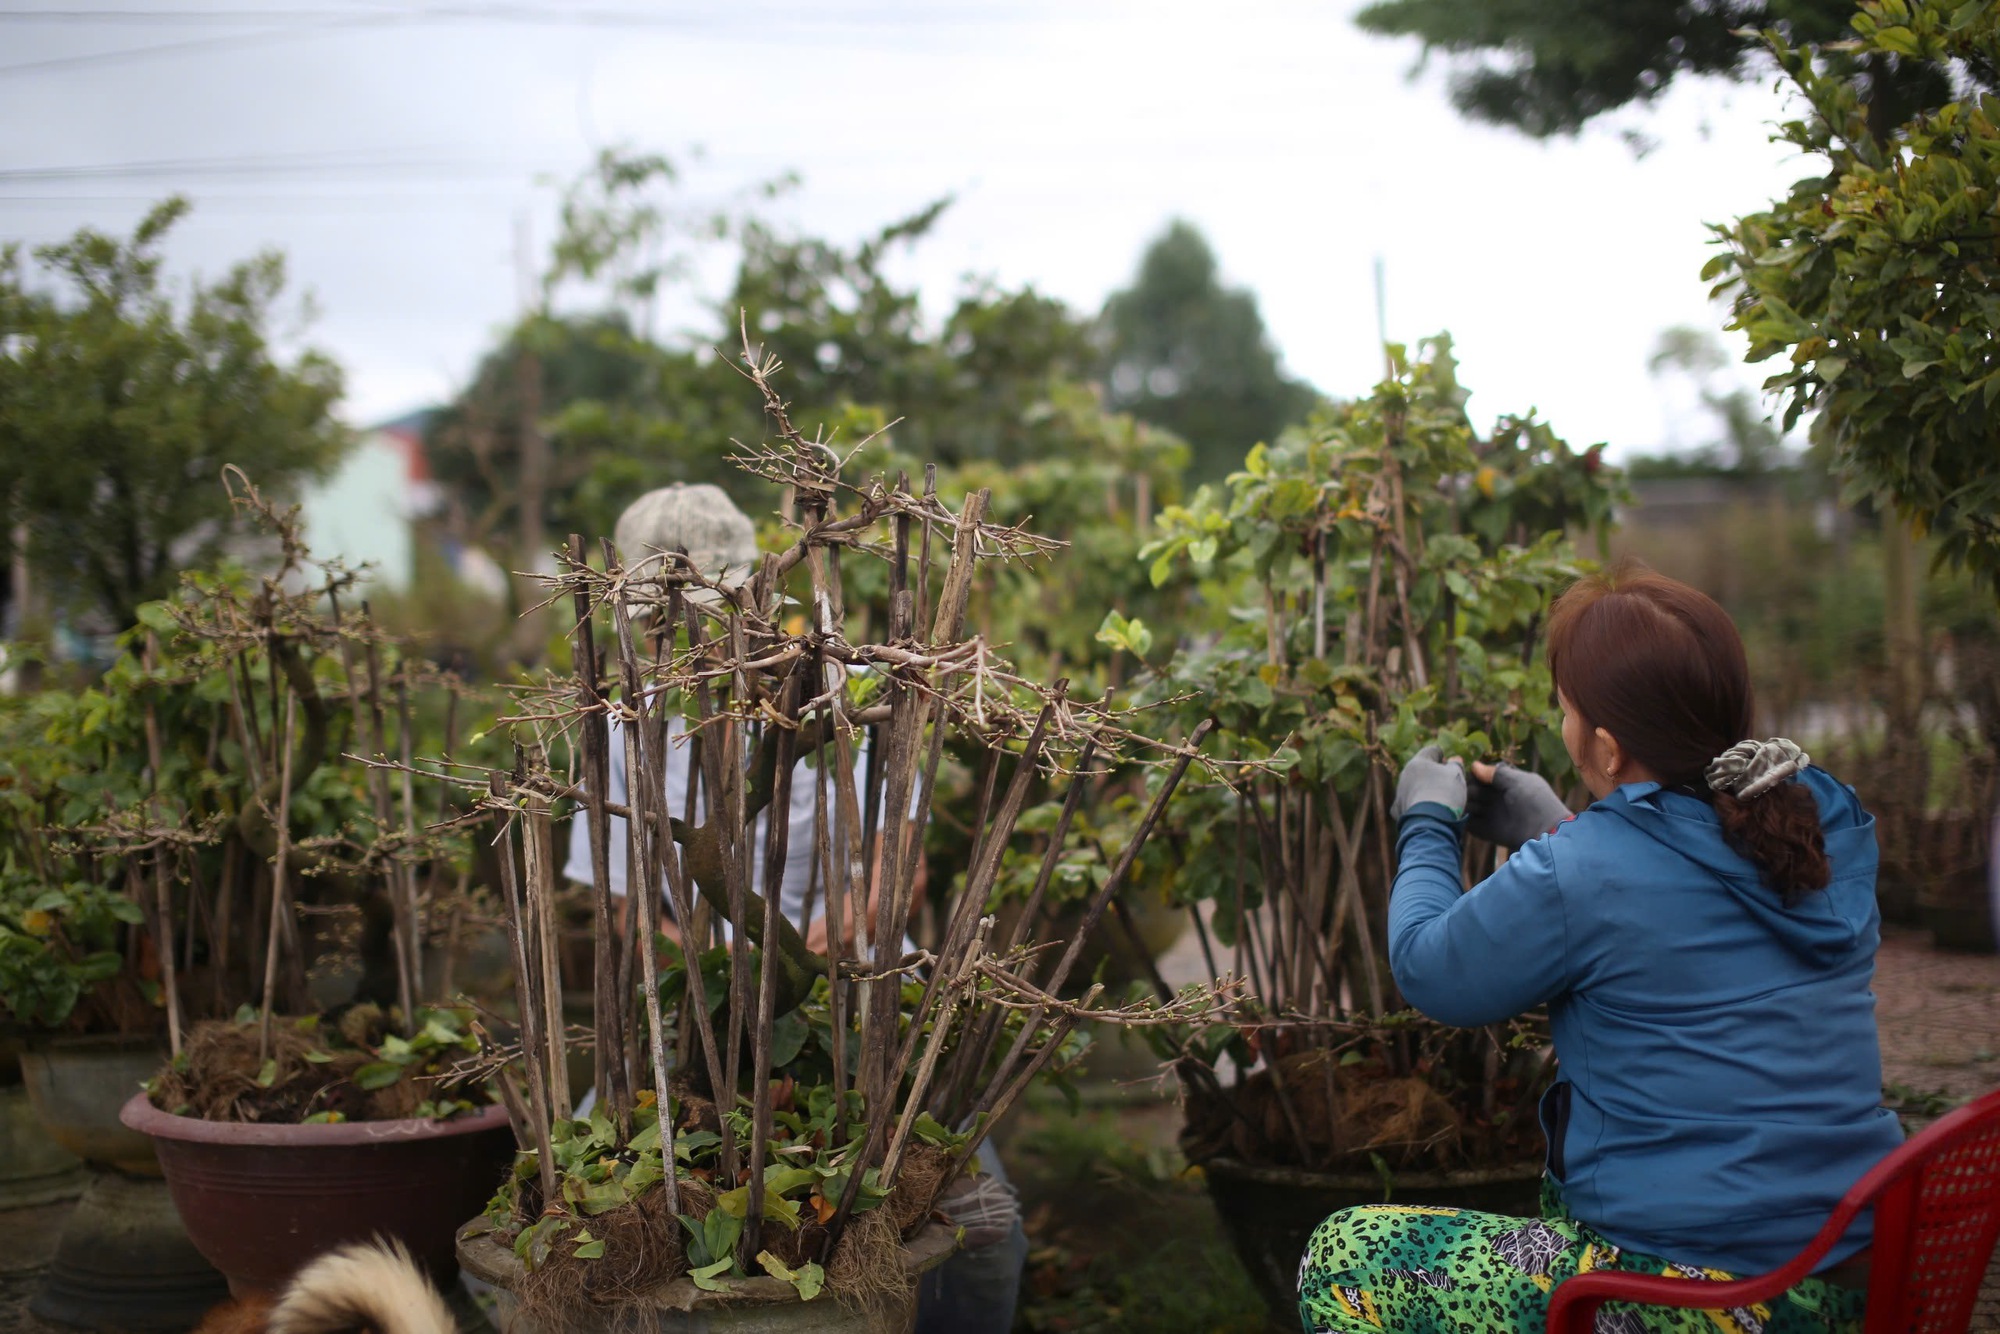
[1705,737,1810,800]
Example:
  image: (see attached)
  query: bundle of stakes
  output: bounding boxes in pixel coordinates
[466,339,1242,1316]
[47,471,491,1123]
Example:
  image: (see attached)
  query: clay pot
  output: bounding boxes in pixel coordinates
[19,1034,165,1174]
[456,1214,959,1334]
[0,1049,83,1211]
[20,1038,228,1331]
[1920,863,1998,954]
[122,1093,514,1298]
[1201,1155,1544,1331]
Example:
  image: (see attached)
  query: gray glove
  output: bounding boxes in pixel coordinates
[1466,763,1571,851]
[1392,745,1466,822]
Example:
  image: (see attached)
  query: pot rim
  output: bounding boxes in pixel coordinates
[120,1091,510,1147]
[1200,1154,1545,1190]
[21,1034,163,1058]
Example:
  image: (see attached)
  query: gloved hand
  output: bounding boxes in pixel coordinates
[1391,745,1466,822]
[1466,762,1571,851]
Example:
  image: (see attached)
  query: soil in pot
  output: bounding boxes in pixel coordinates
[1181,1047,1549,1330]
[1201,1156,1544,1331]
[458,1214,959,1334]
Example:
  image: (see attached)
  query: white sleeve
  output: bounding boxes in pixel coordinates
[561,716,631,897]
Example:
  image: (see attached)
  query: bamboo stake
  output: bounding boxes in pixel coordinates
[743,672,799,1262]
[568,533,632,1137]
[363,624,422,1031]
[518,742,571,1119]
[139,634,184,1057]
[490,775,558,1207]
[258,691,298,1063]
[395,667,426,999]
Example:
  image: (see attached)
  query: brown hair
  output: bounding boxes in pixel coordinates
[1546,564,1830,903]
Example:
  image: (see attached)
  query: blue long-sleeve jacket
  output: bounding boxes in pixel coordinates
[1389,767,1903,1273]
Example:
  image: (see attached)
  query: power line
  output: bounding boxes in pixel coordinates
[0,3,1028,76]
[0,4,1024,25]
[0,150,532,184]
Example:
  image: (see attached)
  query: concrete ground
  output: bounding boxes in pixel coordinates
[2,924,1996,1332]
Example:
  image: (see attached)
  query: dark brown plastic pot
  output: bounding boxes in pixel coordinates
[1201,1155,1544,1331]
[121,1092,514,1298]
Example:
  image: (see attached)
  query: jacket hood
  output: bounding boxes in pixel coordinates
[1594,766,1878,964]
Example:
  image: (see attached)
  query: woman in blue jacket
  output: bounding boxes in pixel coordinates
[1296,568,1902,1333]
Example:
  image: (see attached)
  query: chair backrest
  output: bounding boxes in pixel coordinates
[1862,1087,2000,1333]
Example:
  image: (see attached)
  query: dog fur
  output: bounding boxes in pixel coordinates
[190,1241,458,1334]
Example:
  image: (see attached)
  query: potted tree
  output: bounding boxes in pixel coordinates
[449,339,1240,1330]
[0,652,233,1329]
[1113,338,1621,1324]
[90,484,517,1301]
[0,478,512,1309]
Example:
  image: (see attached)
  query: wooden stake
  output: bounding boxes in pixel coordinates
[258,691,298,1063]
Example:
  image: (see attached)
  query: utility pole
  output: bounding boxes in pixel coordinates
[513,210,551,666]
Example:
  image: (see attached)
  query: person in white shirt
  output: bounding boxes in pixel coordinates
[566,483,1024,1334]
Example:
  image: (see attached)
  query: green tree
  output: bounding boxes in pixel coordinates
[432,163,1112,583]
[725,202,1099,468]
[1635,326,1791,476]
[1351,0,1952,137]
[1712,1,2000,589]
[1099,221,1318,482]
[0,198,345,633]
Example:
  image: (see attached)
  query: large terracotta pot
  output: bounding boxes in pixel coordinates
[1201,1155,1544,1331]
[20,1038,229,1331]
[19,1034,165,1174]
[457,1214,958,1334]
[1920,863,1998,953]
[122,1093,514,1298]
[0,1048,83,1211]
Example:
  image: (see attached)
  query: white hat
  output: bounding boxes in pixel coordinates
[613,484,758,592]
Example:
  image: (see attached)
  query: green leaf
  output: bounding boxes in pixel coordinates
[255,1059,278,1088]
[689,1258,735,1291]
[757,1251,825,1301]
[135,602,178,634]
[352,1061,403,1091]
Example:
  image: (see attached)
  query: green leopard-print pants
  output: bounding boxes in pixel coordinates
[1296,1184,1864,1334]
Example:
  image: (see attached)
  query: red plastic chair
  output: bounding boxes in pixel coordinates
[1548,1086,2000,1334]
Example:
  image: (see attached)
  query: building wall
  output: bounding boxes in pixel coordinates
[300,427,421,589]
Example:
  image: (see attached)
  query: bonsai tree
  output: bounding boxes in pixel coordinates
[0,478,498,1122]
[457,336,1238,1321]
[1117,336,1621,1173]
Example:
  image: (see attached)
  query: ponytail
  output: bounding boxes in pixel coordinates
[1714,783,1831,905]
[1705,738,1830,904]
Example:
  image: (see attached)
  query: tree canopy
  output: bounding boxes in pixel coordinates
[1098,221,1318,482]
[1711,0,2000,589]
[429,159,1112,557]
[0,198,345,632]
[1354,0,1866,136]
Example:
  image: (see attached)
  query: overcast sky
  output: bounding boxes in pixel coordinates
[0,1,1810,460]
